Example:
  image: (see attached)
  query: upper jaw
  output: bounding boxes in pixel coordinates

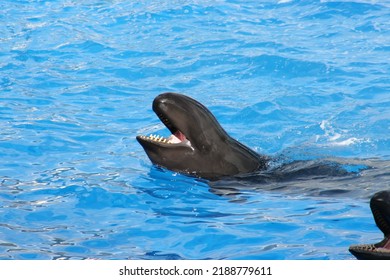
[153,93,179,135]
[371,191,390,236]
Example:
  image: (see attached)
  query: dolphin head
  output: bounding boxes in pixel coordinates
[349,190,390,260]
[136,92,268,180]
[371,191,390,239]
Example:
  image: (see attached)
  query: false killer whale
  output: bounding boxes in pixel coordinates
[349,190,390,260]
[136,92,268,180]
[136,92,364,182]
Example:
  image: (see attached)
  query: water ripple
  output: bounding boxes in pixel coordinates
[0,0,389,260]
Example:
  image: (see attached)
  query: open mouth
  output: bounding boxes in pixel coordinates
[349,190,390,260]
[138,131,190,145]
[349,236,390,259]
[137,112,192,148]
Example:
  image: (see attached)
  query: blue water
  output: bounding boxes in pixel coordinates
[1,0,390,260]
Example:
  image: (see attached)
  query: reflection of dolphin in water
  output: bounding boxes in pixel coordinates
[349,191,390,260]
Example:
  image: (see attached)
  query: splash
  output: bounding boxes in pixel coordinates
[317,120,368,147]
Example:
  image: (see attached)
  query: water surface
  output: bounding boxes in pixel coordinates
[1,0,390,259]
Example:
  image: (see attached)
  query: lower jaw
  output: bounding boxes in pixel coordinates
[349,237,390,259]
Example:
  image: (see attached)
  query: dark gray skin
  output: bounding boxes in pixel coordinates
[136,92,268,180]
[349,190,390,260]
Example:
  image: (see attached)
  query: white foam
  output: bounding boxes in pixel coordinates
[318,120,368,147]
[329,137,359,147]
